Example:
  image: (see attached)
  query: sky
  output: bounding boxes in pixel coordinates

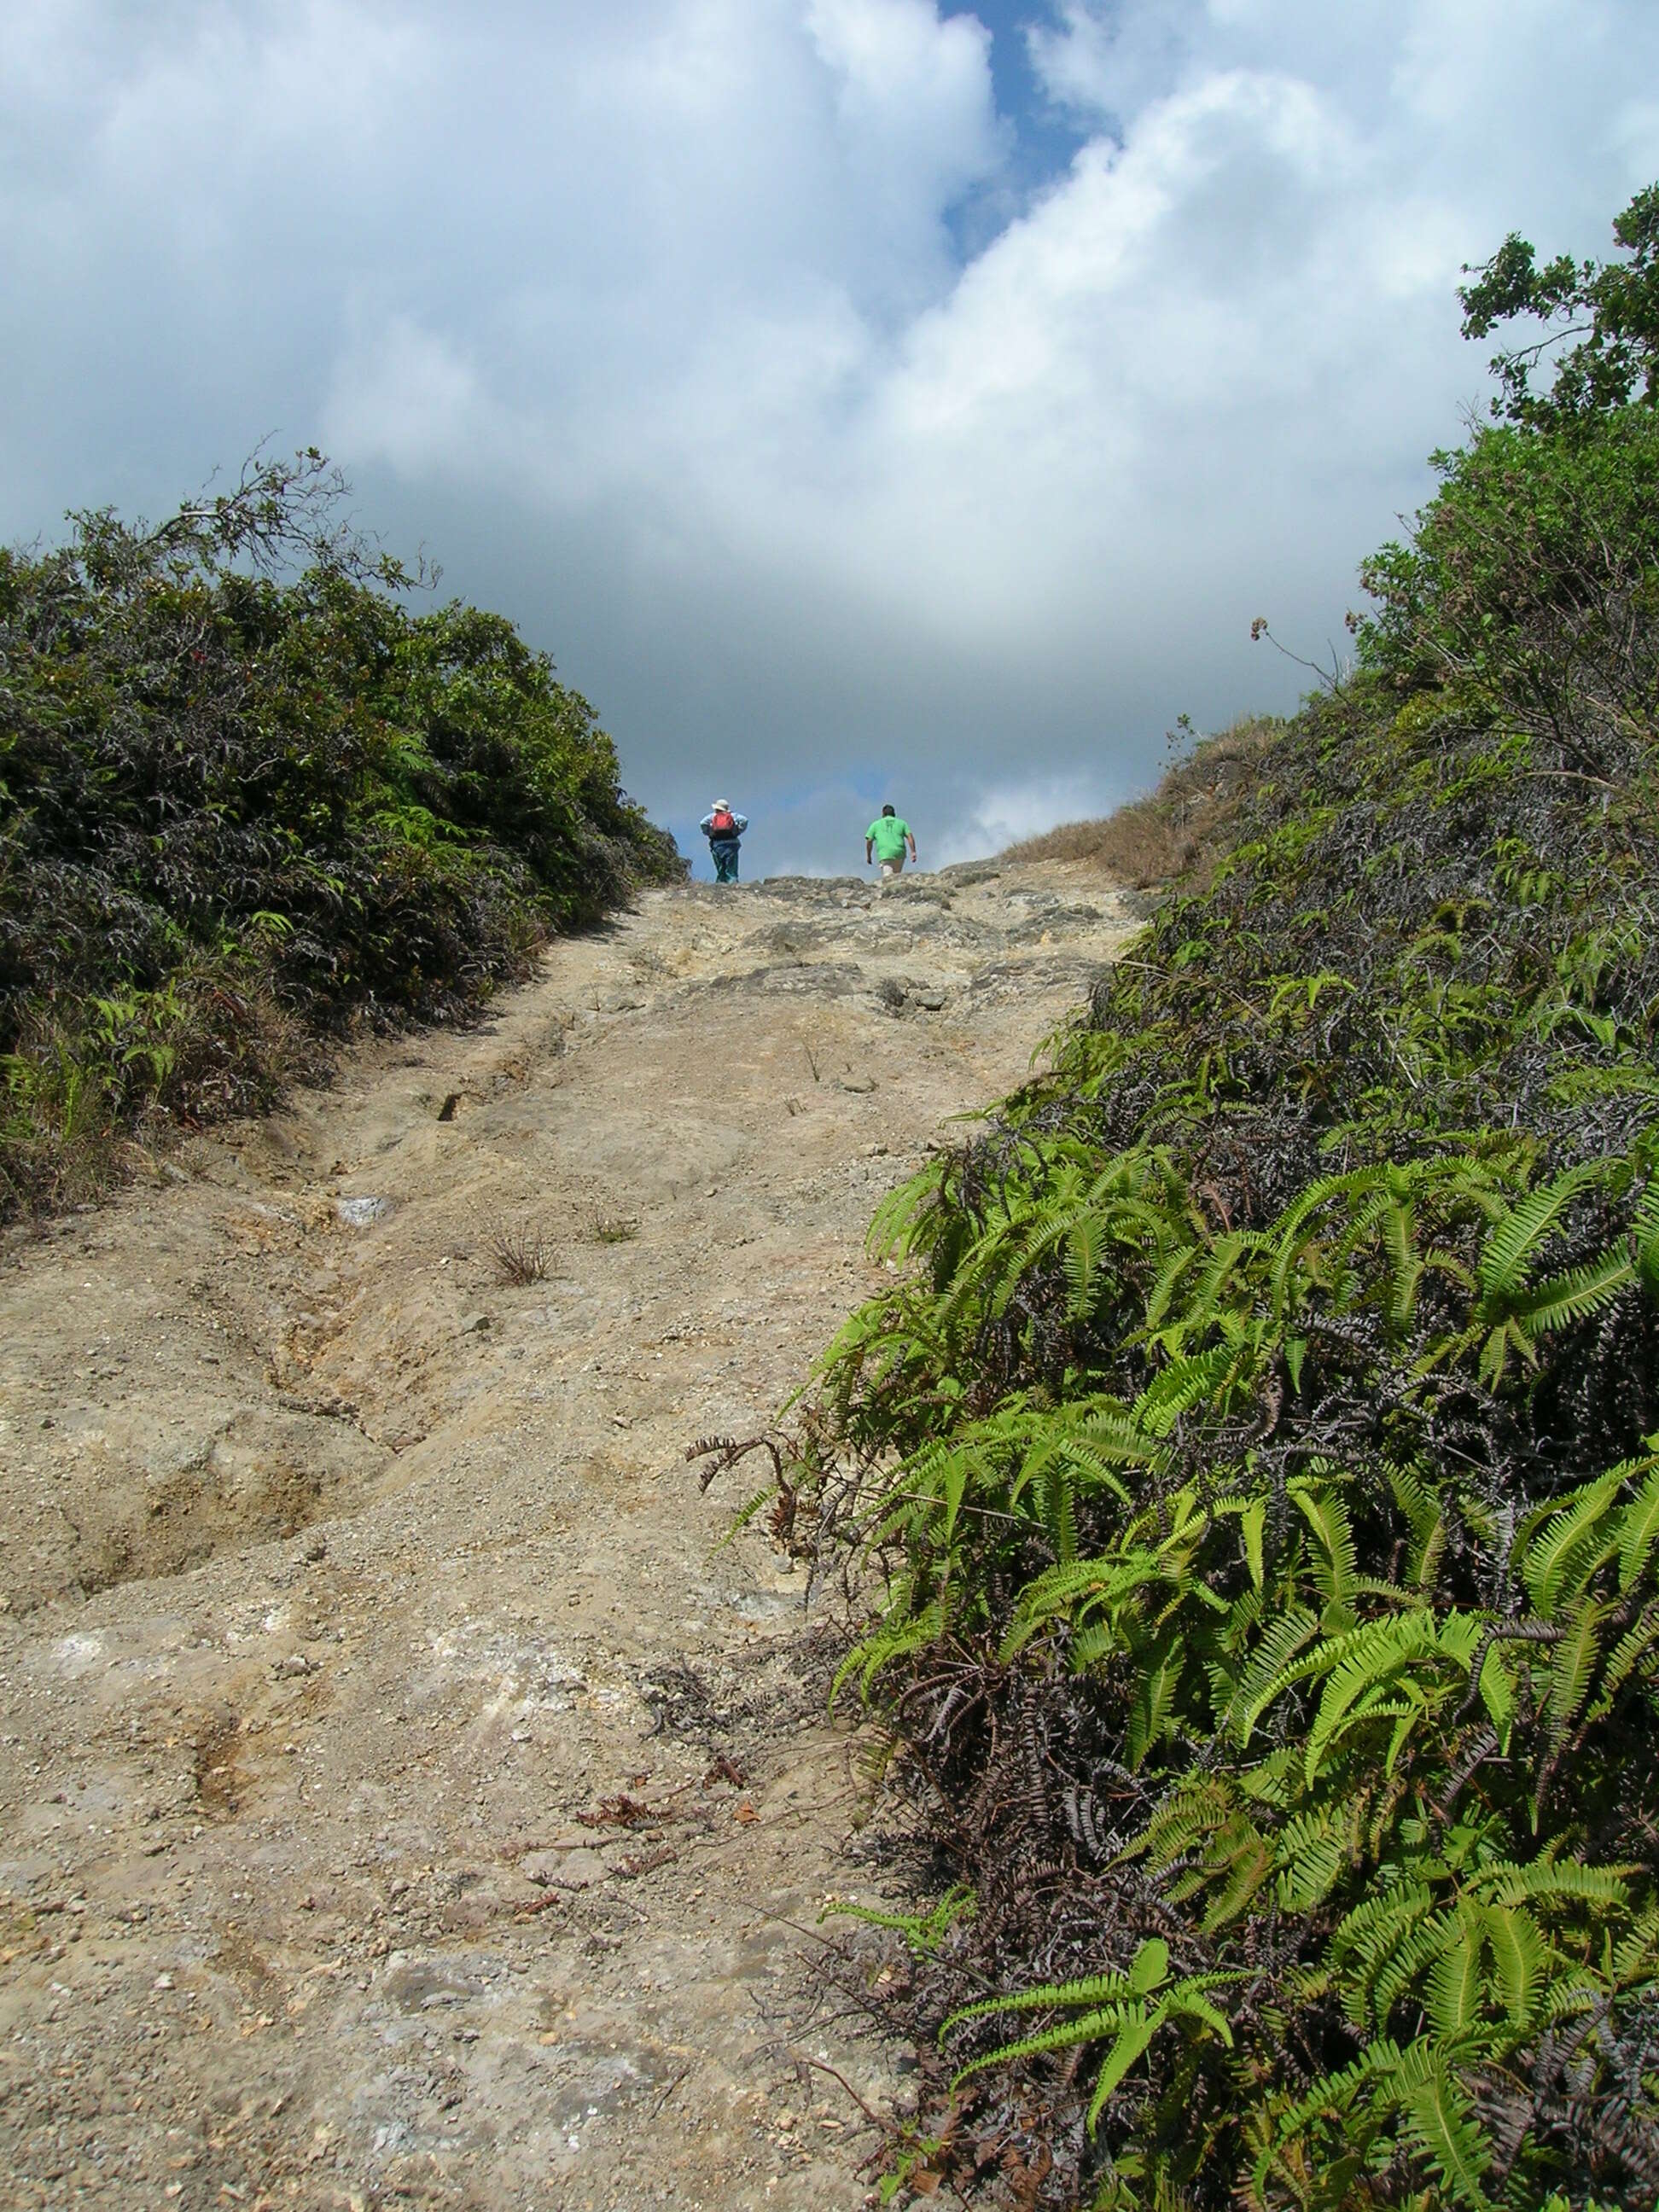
[3,3,1657,877]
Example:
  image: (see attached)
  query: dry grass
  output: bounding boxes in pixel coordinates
[1003,715,1281,888]
[489,1218,553,1284]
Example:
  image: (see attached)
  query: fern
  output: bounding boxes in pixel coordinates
[786,547,1659,2206]
[1394,2041,1495,2209]
[943,1939,1237,2136]
[824,1883,975,1958]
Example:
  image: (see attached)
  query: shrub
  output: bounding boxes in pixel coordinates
[0,451,683,1214]
[783,189,1659,2208]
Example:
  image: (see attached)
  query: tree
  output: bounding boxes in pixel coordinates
[1459,181,1659,428]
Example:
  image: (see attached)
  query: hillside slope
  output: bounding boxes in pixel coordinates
[0,859,1134,2210]
[792,191,1659,2209]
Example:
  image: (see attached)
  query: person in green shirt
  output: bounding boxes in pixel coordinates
[865,803,917,879]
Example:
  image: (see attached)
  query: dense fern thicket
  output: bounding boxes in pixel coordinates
[0,453,682,1213]
[789,195,1659,2207]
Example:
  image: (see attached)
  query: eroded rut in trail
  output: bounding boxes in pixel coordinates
[0,860,1133,2212]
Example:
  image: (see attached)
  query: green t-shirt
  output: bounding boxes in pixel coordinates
[868,815,911,862]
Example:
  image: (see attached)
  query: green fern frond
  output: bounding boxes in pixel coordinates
[1482,1901,1547,2026]
[1127,1633,1188,1768]
[713,1482,778,1551]
[947,2000,1138,2079]
[1255,2038,1405,2186]
[942,1938,1170,2037]
[824,1883,975,1959]
[1425,1909,1486,2040]
[1592,1607,1659,1712]
[1201,1831,1276,1930]
[1290,1483,1359,1620]
[1520,1470,1626,1612]
[1476,1162,1606,1313]
[1616,1452,1659,1590]
[1394,2041,1495,2209]
[1633,1179,1659,1301]
[1230,1607,1321,1743]
[1133,1347,1239,1436]
[1545,1597,1611,1735]
[832,1599,946,1705]
[1481,1856,1633,1909]
[1508,1244,1634,1337]
[866,1156,951,1263]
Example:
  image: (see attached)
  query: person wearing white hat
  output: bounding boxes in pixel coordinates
[699,797,748,883]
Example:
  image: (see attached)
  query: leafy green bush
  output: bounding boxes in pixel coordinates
[0,451,682,1212]
[1358,413,1659,751]
[788,193,1659,2208]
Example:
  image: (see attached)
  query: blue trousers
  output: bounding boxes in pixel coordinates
[710,839,741,882]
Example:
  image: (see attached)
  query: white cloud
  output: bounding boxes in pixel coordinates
[930,769,1112,866]
[1027,0,1206,123]
[325,316,494,480]
[3,1,1657,873]
[807,0,1002,220]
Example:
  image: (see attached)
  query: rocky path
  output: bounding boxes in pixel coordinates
[0,859,1134,2211]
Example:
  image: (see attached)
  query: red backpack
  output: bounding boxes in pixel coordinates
[709,807,737,837]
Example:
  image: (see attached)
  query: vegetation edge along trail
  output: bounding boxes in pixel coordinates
[0,447,684,1221]
[779,187,1659,2209]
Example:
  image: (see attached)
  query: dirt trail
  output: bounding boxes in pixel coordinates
[0,859,1135,2211]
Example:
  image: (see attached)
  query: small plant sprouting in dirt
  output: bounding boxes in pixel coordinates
[488,1219,551,1284]
[587,1208,638,1244]
[822,1883,975,1959]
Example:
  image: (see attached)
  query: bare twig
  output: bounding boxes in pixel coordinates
[789,2049,892,2134]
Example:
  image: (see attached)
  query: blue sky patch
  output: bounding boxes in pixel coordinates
[941,1,1091,247]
